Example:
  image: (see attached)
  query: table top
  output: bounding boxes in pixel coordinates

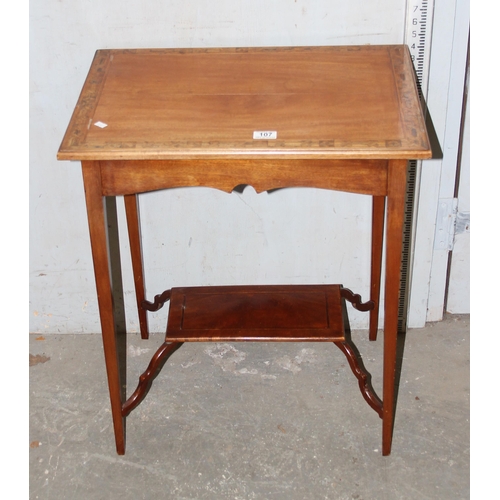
[57,45,431,161]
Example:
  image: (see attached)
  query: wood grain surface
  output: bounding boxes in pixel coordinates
[165,285,345,342]
[58,46,431,161]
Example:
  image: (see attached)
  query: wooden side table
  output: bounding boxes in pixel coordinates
[57,45,431,455]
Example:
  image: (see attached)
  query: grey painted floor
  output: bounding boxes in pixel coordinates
[30,314,469,499]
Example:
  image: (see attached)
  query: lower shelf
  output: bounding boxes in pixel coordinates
[122,284,382,419]
[165,284,346,342]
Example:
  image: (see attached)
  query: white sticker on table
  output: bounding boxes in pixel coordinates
[253,131,277,140]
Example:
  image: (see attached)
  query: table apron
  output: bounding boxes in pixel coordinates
[99,159,389,196]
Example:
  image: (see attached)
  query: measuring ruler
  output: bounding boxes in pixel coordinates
[405,0,434,98]
[398,0,435,333]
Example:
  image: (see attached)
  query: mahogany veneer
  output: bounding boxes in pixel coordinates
[167,285,345,342]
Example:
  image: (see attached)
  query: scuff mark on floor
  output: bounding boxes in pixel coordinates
[181,359,199,369]
[204,343,249,374]
[237,367,258,375]
[127,345,150,357]
[275,348,317,374]
[30,354,50,366]
[83,453,169,477]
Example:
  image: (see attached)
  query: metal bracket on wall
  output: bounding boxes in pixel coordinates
[434,198,458,251]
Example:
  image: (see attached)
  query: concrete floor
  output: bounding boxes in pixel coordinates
[30,314,469,499]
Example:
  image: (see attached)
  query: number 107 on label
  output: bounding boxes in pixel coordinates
[253,131,277,140]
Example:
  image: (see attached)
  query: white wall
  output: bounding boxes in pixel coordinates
[408,0,469,324]
[30,1,465,334]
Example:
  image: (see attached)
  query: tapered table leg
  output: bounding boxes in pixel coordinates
[382,159,407,456]
[82,161,126,455]
[370,196,385,341]
[124,194,149,340]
